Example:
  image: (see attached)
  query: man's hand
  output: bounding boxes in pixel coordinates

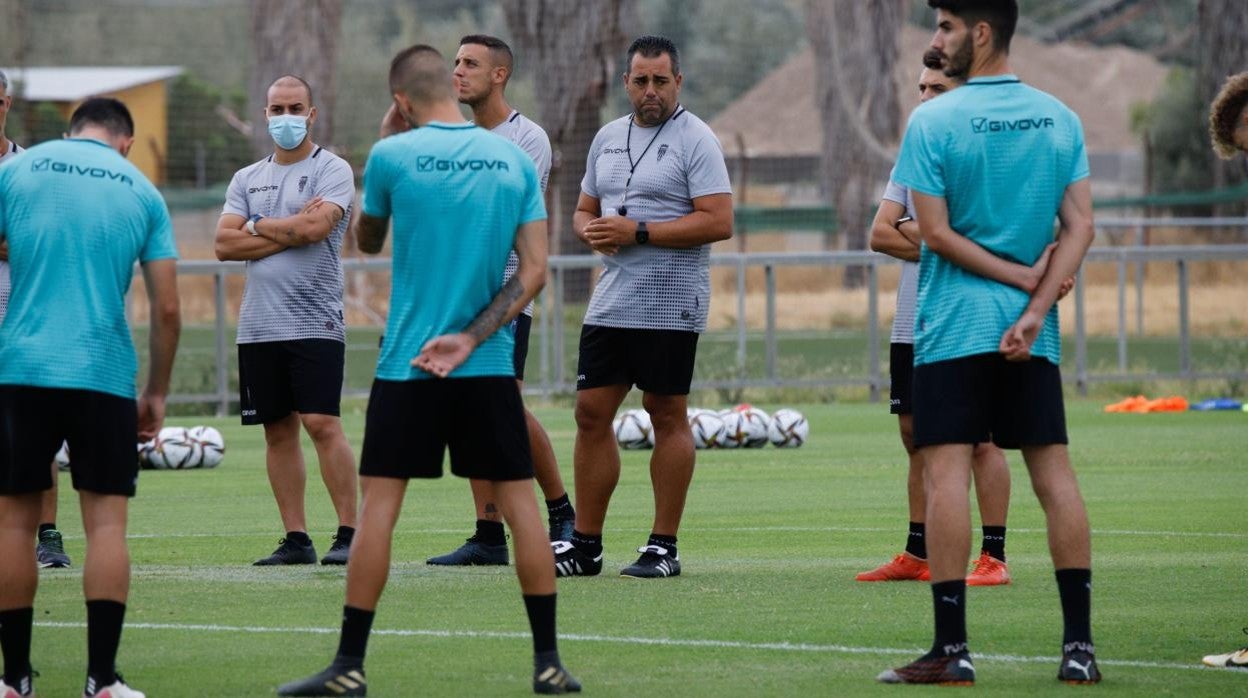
[137,390,167,442]
[1056,275,1076,301]
[0,240,7,262]
[381,103,410,139]
[299,196,326,215]
[1023,243,1057,294]
[999,310,1045,362]
[412,332,477,378]
[582,215,636,254]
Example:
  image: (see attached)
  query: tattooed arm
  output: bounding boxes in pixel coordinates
[413,219,548,377]
[354,212,390,254]
[251,197,345,247]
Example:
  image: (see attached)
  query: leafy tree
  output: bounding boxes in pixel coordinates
[165,74,254,187]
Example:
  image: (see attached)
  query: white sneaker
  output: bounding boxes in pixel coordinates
[1202,647,1248,669]
[83,676,144,698]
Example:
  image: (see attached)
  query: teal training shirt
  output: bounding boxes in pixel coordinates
[362,122,546,381]
[892,75,1089,367]
[0,138,178,398]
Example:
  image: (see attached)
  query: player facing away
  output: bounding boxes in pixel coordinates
[0,97,181,698]
[1202,71,1248,671]
[860,59,1013,587]
[215,75,359,567]
[876,0,1099,685]
[557,35,733,579]
[277,45,580,696]
[426,33,576,567]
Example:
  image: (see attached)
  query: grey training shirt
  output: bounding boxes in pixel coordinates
[882,178,919,345]
[0,140,24,325]
[492,110,552,317]
[223,146,354,344]
[581,106,732,332]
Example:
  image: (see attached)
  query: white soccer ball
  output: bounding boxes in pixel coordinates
[738,408,771,448]
[54,441,71,471]
[137,440,156,470]
[719,411,746,449]
[768,408,810,448]
[613,409,653,450]
[187,426,225,468]
[689,411,726,449]
[154,427,201,469]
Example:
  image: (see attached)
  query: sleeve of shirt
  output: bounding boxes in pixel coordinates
[1067,111,1091,185]
[518,156,547,225]
[881,177,908,206]
[892,111,945,198]
[361,142,393,219]
[140,186,179,263]
[317,157,356,212]
[580,130,603,199]
[517,128,553,194]
[0,167,8,242]
[221,169,249,218]
[686,127,733,199]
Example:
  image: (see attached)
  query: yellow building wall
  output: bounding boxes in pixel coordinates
[53,80,170,185]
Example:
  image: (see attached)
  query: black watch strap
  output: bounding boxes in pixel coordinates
[635,221,649,245]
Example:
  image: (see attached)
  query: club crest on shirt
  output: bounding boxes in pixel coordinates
[298,175,308,193]
[656,144,669,162]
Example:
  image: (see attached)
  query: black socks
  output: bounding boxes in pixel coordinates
[1055,568,1094,651]
[0,607,33,686]
[335,606,375,666]
[981,526,1006,562]
[905,522,926,559]
[475,519,506,546]
[85,600,125,689]
[930,580,968,656]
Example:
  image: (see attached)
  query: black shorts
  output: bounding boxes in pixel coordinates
[512,314,532,382]
[238,339,344,425]
[576,324,699,395]
[0,386,139,496]
[359,377,533,481]
[889,342,914,415]
[912,353,1068,449]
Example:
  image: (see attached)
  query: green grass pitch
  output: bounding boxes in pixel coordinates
[25,401,1248,695]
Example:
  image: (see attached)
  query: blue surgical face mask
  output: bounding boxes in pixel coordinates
[268,114,308,150]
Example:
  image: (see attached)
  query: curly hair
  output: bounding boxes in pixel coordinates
[1210,71,1248,159]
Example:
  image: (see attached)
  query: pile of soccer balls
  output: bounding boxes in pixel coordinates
[613,404,809,450]
[54,426,225,472]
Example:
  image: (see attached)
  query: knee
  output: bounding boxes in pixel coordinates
[263,415,301,447]
[574,399,614,432]
[301,414,344,444]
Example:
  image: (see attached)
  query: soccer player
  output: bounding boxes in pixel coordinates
[0,71,70,571]
[0,96,181,698]
[215,75,359,567]
[1202,70,1248,671]
[876,0,1099,685]
[556,34,733,580]
[277,45,579,696]
[426,34,576,567]
[861,58,1013,587]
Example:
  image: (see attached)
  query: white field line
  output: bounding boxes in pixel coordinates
[31,621,1220,673]
[54,526,1246,541]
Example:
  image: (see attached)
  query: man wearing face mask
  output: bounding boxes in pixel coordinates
[215,75,359,567]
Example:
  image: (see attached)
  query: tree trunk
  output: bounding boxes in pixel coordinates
[1199,0,1248,211]
[805,0,903,287]
[504,0,633,301]
[248,1,343,157]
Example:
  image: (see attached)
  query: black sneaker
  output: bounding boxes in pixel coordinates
[877,651,976,685]
[426,536,509,566]
[320,533,352,565]
[277,663,366,696]
[534,661,582,694]
[548,515,575,543]
[619,544,680,579]
[254,537,317,566]
[1058,647,1102,684]
[552,541,602,577]
[36,528,71,568]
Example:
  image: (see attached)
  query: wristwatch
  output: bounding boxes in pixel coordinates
[246,214,264,236]
[894,215,914,228]
[635,221,649,245]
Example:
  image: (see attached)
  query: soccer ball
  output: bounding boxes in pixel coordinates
[613,409,653,450]
[137,440,156,469]
[737,408,771,448]
[153,427,201,469]
[719,411,746,449]
[689,411,726,449]
[768,408,810,447]
[187,426,225,468]
[54,441,71,471]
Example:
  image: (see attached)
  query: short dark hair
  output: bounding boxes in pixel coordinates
[459,34,514,73]
[1210,71,1248,159]
[68,97,134,138]
[928,0,1017,53]
[626,35,680,76]
[389,44,452,102]
[269,74,314,106]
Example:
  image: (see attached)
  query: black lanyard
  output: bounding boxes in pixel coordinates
[621,105,683,214]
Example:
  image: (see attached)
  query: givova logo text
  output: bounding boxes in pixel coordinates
[416,156,509,173]
[970,116,1055,134]
[31,158,133,186]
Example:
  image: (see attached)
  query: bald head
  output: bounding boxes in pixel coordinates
[268,75,314,106]
[389,45,453,105]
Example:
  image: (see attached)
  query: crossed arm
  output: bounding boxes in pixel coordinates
[868,199,921,263]
[214,197,343,261]
[574,192,733,255]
